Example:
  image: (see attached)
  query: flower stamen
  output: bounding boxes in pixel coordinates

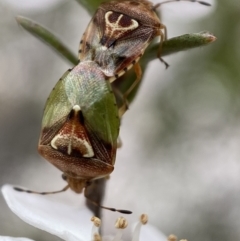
[93,233,102,241]
[115,217,128,229]
[91,216,102,241]
[168,234,177,241]
[132,214,148,241]
[140,214,148,225]
[112,217,128,241]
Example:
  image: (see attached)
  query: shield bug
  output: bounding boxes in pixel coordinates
[38,61,119,188]
[78,0,210,109]
[15,61,131,214]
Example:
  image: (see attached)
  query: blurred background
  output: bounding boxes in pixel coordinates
[1,0,240,240]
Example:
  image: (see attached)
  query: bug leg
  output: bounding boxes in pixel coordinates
[154,0,211,8]
[112,86,129,118]
[163,23,168,40]
[124,62,142,99]
[157,25,169,69]
[159,57,169,69]
[118,62,143,118]
[118,102,128,118]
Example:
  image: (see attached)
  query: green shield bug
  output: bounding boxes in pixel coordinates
[15,61,131,214]
[78,0,211,110]
[38,61,119,188]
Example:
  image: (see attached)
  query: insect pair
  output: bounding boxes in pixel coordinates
[15,0,211,214]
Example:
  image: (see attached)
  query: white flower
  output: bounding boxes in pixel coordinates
[0,237,34,241]
[2,184,167,241]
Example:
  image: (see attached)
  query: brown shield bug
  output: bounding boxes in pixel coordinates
[78,0,211,113]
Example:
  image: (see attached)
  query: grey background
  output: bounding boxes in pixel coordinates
[1,0,240,240]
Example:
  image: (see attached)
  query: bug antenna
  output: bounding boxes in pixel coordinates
[84,188,132,214]
[153,0,211,9]
[13,185,69,195]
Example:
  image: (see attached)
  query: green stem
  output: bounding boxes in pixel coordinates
[74,0,109,14]
[146,31,216,63]
[16,16,78,65]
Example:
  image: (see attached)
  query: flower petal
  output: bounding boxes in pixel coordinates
[132,222,167,241]
[2,184,93,241]
[0,237,34,241]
